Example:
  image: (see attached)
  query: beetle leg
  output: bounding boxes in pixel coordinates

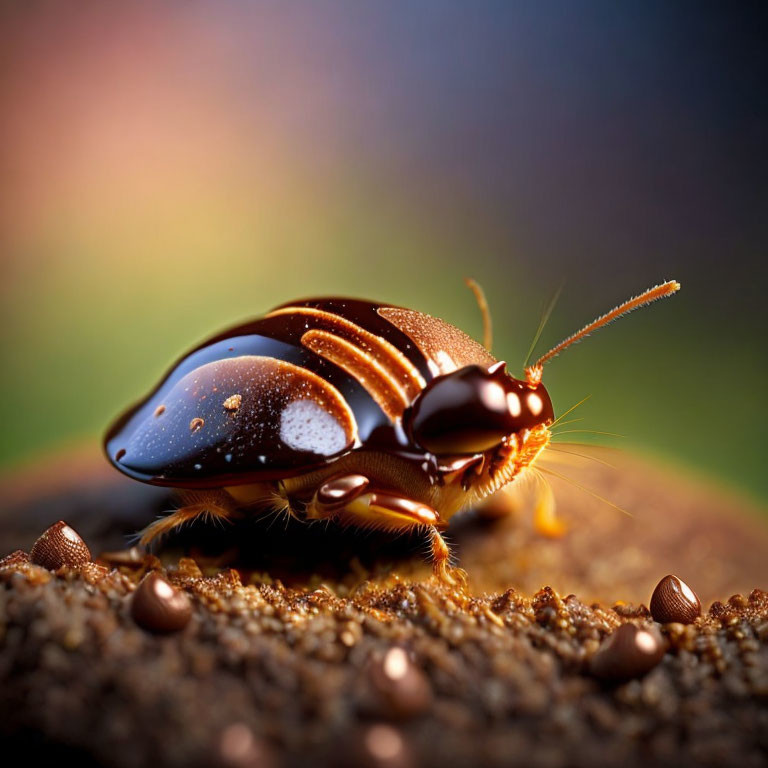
[308,489,438,529]
[428,525,468,589]
[313,473,370,511]
[308,486,467,587]
[139,490,235,546]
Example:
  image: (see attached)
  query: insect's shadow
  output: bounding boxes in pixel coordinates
[1,475,502,586]
[150,503,497,587]
[1,468,512,587]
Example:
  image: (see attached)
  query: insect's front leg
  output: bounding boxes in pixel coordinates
[306,474,467,588]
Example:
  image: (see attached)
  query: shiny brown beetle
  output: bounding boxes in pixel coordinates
[105,280,679,584]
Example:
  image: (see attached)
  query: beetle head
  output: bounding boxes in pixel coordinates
[405,362,554,455]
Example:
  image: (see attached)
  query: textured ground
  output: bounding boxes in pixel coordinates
[1,445,767,767]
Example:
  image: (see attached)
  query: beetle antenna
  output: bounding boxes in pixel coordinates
[525,280,680,385]
[523,281,564,369]
[464,277,493,353]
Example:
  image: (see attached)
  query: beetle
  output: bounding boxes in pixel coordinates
[105,280,679,585]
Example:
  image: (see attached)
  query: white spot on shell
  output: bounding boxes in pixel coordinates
[279,398,347,456]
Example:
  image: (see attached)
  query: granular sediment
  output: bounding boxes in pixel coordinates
[1,448,767,767]
[1,553,767,768]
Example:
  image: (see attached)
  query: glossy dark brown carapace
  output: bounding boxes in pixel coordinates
[106,355,359,486]
[105,297,520,488]
[405,365,554,455]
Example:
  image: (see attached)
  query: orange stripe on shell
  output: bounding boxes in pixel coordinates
[266,305,426,404]
[301,329,410,420]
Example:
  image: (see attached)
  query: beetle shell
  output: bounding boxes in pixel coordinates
[105,298,496,487]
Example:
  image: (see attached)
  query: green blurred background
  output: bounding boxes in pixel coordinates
[1,2,766,505]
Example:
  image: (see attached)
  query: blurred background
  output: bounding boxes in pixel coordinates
[1,1,766,505]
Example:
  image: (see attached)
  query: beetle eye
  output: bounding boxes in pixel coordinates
[405,364,554,455]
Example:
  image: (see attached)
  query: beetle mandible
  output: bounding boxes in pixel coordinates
[105,280,680,585]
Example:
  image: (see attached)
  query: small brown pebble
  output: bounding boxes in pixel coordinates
[223,394,242,411]
[130,572,192,633]
[218,722,272,768]
[650,574,701,624]
[190,417,205,432]
[727,593,749,608]
[30,521,91,570]
[360,724,413,768]
[590,623,666,681]
[369,647,432,718]
[0,550,30,567]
